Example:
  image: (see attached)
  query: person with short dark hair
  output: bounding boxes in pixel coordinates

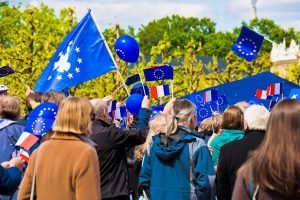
[210,106,244,169]
[232,99,300,199]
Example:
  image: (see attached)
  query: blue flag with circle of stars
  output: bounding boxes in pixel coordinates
[231,26,264,62]
[34,11,117,92]
[197,103,213,123]
[143,65,173,81]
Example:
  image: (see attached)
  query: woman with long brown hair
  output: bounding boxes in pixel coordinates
[232,99,300,199]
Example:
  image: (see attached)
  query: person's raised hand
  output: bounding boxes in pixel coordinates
[9,157,25,171]
[141,95,151,110]
[102,95,112,105]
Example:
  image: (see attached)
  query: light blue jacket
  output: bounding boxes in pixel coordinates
[139,127,215,200]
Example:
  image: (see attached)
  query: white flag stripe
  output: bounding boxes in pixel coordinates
[16,132,31,146]
[115,107,121,120]
[157,85,165,97]
[275,83,281,94]
[262,90,267,99]
[205,91,212,102]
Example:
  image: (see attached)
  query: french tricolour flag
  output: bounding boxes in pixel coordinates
[267,83,282,96]
[151,85,170,98]
[15,132,39,150]
[19,150,30,162]
[203,89,218,103]
[256,90,272,100]
[115,106,127,120]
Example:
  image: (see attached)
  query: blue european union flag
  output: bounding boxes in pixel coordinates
[231,26,264,62]
[143,65,173,81]
[248,96,263,105]
[289,88,300,100]
[210,95,228,111]
[34,11,117,92]
[197,103,213,123]
[125,74,140,86]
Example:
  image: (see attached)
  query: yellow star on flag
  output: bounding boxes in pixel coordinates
[75,67,80,73]
[77,57,82,64]
[291,94,298,99]
[75,47,80,53]
[67,73,73,79]
[47,75,52,80]
[56,75,62,81]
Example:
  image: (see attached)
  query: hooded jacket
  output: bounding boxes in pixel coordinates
[139,126,215,200]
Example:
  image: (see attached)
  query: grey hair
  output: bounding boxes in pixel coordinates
[244,105,270,130]
[90,98,107,116]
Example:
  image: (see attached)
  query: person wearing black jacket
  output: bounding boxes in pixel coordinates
[216,105,270,200]
[90,96,151,200]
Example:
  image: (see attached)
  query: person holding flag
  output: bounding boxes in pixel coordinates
[18,97,101,200]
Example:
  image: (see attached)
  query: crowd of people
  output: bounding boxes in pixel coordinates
[0,84,300,200]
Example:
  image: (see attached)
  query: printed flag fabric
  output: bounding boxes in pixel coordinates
[289,88,300,100]
[267,83,282,96]
[197,103,213,123]
[19,150,30,162]
[0,66,15,77]
[34,11,117,92]
[151,85,170,98]
[143,65,173,81]
[256,90,272,100]
[231,26,264,62]
[115,106,127,120]
[108,100,117,119]
[125,74,140,86]
[248,96,263,105]
[203,89,218,103]
[15,132,39,150]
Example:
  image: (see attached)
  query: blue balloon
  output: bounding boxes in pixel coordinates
[130,83,150,96]
[114,35,139,63]
[126,94,144,115]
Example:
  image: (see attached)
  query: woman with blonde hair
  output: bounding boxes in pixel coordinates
[232,99,300,199]
[18,97,100,200]
[139,99,215,200]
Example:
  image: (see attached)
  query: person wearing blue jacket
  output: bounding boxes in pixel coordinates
[139,99,215,200]
[0,157,24,195]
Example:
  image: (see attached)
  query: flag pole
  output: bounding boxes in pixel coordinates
[111,84,124,96]
[135,63,146,95]
[89,9,130,96]
[171,79,174,99]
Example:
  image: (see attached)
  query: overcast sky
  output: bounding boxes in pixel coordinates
[9,0,300,32]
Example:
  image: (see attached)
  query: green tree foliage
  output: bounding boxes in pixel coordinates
[0,3,77,113]
[0,3,299,114]
[137,15,216,55]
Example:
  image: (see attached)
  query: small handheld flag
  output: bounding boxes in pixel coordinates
[203,89,218,103]
[125,74,140,86]
[231,26,264,62]
[34,11,117,92]
[143,65,173,81]
[0,66,15,77]
[150,85,170,98]
[15,132,39,150]
[108,100,117,118]
[256,90,272,100]
[115,106,127,120]
[267,83,282,96]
